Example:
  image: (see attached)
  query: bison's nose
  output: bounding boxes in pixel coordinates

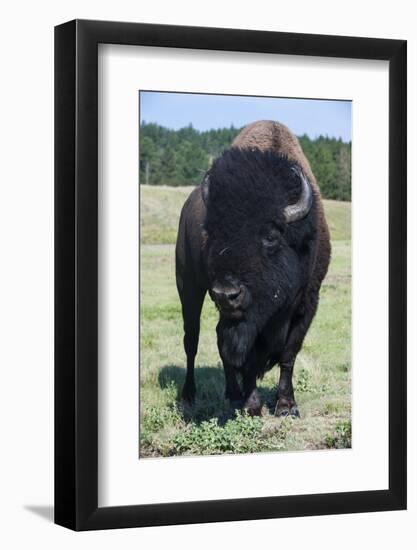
[211,284,245,309]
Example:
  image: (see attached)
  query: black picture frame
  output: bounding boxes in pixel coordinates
[55,19,407,531]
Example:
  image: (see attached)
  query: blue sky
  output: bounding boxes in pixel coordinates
[140,91,352,142]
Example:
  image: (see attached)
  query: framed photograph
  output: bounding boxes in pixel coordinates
[55,19,406,530]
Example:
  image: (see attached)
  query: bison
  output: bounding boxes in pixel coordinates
[175,120,331,417]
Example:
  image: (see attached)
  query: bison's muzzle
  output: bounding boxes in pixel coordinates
[210,279,250,320]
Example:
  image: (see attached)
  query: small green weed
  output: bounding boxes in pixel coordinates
[170,412,287,456]
[171,412,261,455]
[325,420,352,449]
[142,404,182,432]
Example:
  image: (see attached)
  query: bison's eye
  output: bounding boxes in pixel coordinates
[262,235,279,248]
[262,225,282,249]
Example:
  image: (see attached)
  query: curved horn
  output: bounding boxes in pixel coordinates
[283,167,313,223]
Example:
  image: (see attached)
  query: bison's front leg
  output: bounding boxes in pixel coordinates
[275,359,299,417]
[216,322,243,406]
[223,362,243,406]
[178,283,206,406]
[241,356,262,416]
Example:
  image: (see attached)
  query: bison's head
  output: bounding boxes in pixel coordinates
[201,147,317,367]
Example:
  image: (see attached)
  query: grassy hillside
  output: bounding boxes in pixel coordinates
[139,185,351,457]
[140,185,351,244]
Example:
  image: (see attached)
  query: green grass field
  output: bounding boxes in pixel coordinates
[139,185,351,457]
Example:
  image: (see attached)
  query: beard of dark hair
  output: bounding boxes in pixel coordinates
[220,318,258,368]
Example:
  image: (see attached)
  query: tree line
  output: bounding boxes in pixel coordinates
[139,122,351,201]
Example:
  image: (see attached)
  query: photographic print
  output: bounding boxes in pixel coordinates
[139,91,351,458]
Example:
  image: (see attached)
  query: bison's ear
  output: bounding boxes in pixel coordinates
[201,175,210,206]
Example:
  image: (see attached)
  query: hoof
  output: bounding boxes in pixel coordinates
[244,389,262,416]
[274,405,290,417]
[274,398,300,418]
[246,406,262,417]
[290,406,300,418]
